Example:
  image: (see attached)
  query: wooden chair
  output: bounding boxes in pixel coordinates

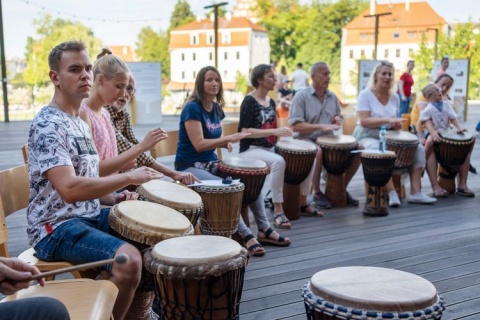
[217,121,240,160]
[150,130,179,158]
[0,165,82,279]
[21,144,28,164]
[2,279,118,320]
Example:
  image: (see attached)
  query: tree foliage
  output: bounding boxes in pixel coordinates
[412,22,480,98]
[256,0,368,86]
[22,14,101,98]
[136,0,195,80]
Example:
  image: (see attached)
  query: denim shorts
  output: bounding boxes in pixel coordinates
[34,208,126,272]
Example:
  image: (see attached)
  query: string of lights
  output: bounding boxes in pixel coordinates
[20,0,207,24]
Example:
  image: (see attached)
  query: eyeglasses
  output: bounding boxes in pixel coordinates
[126,86,136,96]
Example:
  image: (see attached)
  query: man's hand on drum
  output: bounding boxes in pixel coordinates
[332,115,343,126]
[128,167,164,185]
[172,171,201,185]
[388,117,406,130]
[320,124,342,131]
[456,127,467,134]
[275,127,293,137]
[139,128,169,151]
[115,190,139,203]
[430,130,442,142]
[225,132,251,144]
[225,142,233,152]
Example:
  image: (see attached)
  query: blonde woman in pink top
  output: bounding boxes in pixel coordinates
[80,48,166,176]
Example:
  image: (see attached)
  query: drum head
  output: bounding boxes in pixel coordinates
[309,266,438,312]
[438,128,472,141]
[138,180,202,209]
[114,201,192,234]
[221,157,267,170]
[316,135,357,147]
[276,137,317,152]
[361,150,396,158]
[386,130,418,142]
[151,235,242,265]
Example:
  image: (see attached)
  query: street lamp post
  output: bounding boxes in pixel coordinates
[204,2,228,68]
[364,12,392,60]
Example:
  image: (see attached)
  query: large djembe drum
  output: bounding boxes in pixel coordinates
[217,157,270,226]
[302,266,445,320]
[144,235,249,320]
[194,182,244,237]
[109,201,194,320]
[275,138,317,220]
[138,180,203,226]
[434,128,474,194]
[316,135,358,207]
[361,150,396,217]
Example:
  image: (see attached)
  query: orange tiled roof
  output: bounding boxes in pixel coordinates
[345,1,445,29]
[167,81,238,91]
[109,45,135,62]
[173,17,267,33]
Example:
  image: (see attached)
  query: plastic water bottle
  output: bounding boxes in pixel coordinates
[379,126,387,153]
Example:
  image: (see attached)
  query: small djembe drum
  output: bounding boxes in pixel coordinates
[138,180,203,226]
[275,138,317,220]
[194,182,244,237]
[434,128,474,194]
[316,135,358,207]
[302,266,445,320]
[143,235,249,320]
[361,150,396,217]
[217,157,270,226]
[109,201,194,320]
[387,130,419,199]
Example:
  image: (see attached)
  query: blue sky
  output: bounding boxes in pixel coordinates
[3,0,478,58]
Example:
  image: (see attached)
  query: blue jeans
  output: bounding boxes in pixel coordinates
[398,94,411,116]
[476,120,480,131]
[0,297,70,320]
[34,208,125,272]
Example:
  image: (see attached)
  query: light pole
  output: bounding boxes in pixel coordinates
[0,0,9,122]
[364,12,391,60]
[204,2,228,68]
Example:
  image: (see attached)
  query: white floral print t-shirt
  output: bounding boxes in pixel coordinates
[27,106,101,247]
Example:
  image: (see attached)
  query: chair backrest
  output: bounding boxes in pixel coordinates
[217,121,239,160]
[0,165,30,257]
[21,144,28,164]
[150,130,179,158]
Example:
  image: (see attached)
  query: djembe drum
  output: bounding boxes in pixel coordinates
[109,201,194,320]
[434,128,474,194]
[316,135,358,207]
[387,130,419,199]
[275,138,317,220]
[218,157,270,226]
[302,266,445,320]
[194,182,244,237]
[138,180,203,226]
[361,150,396,217]
[144,235,249,320]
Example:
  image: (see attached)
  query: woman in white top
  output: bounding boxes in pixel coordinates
[353,61,436,207]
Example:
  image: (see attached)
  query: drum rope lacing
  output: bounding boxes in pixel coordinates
[302,283,446,320]
[144,248,249,279]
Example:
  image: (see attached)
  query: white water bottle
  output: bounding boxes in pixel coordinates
[379,125,387,153]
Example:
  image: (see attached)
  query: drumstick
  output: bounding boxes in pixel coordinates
[29,254,129,280]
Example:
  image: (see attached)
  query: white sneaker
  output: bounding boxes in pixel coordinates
[407,192,437,204]
[388,191,401,207]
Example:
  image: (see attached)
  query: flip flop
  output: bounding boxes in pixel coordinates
[456,188,475,198]
[244,234,265,256]
[257,228,291,247]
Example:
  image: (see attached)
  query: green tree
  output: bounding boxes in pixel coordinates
[412,22,480,98]
[170,0,195,29]
[23,14,101,104]
[135,27,170,79]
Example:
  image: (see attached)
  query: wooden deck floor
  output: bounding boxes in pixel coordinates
[2,113,480,319]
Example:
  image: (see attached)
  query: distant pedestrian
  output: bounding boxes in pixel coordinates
[397,60,415,116]
[290,63,309,95]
